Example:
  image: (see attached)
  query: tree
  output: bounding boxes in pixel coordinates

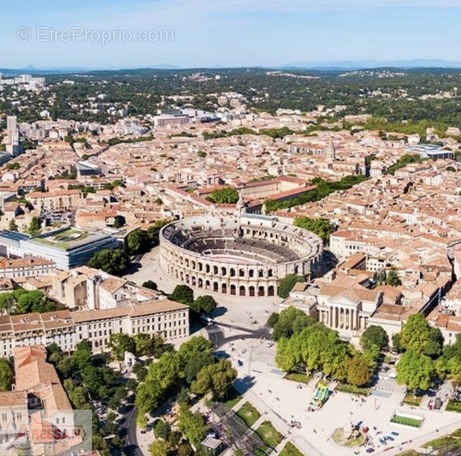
[271,306,314,341]
[396,350,435,392]
[147,219,172,247]
[8,219,18,232]
[183,351,215,384]
[170,285,194,305]
[346,355,372,387]
[133,333,153,357]
[127,229,150,255]
[150,440,169,456]
[88,249,130,276]
[360,325,389,352]
[0,359,13,391]
[294,217,332,243]
[266,312,279,328]
[386,268,402,287]
[154,420,171,441]
[207,187,239,204]
[142,280,158,291]
[191,359,237,399]
[177,405,207,447]
[27,216,42,236]
[177,337,214,370]
[399,313,444,357]
[191,295,217,314]
[109,333,135,360]
[277,274,304,299]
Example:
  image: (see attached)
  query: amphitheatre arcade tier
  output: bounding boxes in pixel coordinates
[160,214,323,297]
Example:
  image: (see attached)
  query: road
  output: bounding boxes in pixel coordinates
[123,407,144,456]
[205,322,271,348]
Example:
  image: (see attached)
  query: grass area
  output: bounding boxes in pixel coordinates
[285,372,312,384]
[422,429,461,450]
[391,414,422,428]
[236,402,261,428]
[336,383,371,396]
[446,400,461,413]
[34,228,89,249]
[403,393,423,407]
[397,451,423,456]
[222,387,242,409]
[279,442,305,456]
[256,421,284,448]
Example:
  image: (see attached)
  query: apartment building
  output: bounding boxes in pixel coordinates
[0,299,189,358]
[0,257,55,279]
[27,190,83,211]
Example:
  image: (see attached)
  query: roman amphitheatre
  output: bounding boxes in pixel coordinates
[159,214,323,297]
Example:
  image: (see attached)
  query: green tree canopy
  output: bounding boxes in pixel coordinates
[0,359,14,391]
[207,187,239,204]
[177,404,207,447]
[88,249,130,276]
[191,359,237,400]
[191,295,217,314]
[170,285,194,305]
[142,280,158,291]
[396,350,435,392]
[360,325,389,352]
[277,274,305,299]
[127,229,150,255]
[346,354,372,387]
[28,216,42,236]
[109,333,136,360]
[147,219,172,247]
[399,313,444,358]
[294,217,332,243]
[271,306,314,341]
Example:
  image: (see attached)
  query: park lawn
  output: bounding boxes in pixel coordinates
[423,429,461,450]
[336,383,371,396]
[256,421,284,448]
[403,393,423,407]
[391,415,422,428]
[446,400,461,413]
[236,402,261,428]
[223,386,242,409]
[285,372,311,384]
[279,442,305,456]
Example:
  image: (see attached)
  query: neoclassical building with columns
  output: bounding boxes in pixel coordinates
[160,214,323,297]
[316,273,383,338]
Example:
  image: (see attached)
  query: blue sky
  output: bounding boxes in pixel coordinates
[1,0,461,69]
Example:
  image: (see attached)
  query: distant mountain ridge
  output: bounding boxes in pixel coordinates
[1,59,461,76]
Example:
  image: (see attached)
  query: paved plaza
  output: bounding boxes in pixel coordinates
[128,248,461,456]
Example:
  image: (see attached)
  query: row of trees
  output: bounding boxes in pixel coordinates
[274,308,374,387]
[136,336,236,427]
[108,333,171,361]
[169,284,217,314]
[271,307,384,387]
[264,175,368,213]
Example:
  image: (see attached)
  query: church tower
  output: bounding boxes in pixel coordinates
[235,191,246,218]
[325,137,336,161]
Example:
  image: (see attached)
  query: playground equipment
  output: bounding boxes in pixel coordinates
[310,383,329,409]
